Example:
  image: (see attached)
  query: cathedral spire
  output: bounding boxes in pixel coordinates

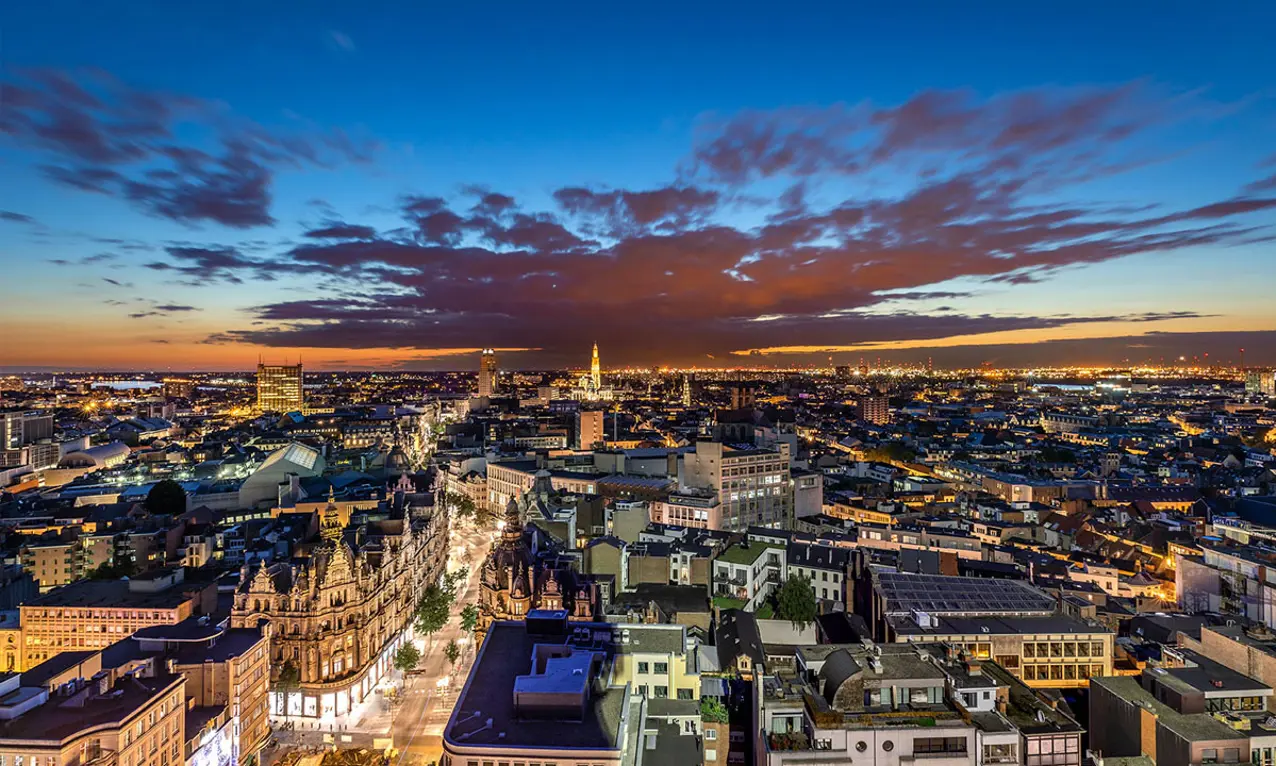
[590,342,601,390]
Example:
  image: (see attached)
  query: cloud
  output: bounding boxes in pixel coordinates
[303,222,379,240]
[145,245,270,284]
[0,211,37,225]
[688,83,1164,186]
[154,304,200,312]
[1,69,379,228]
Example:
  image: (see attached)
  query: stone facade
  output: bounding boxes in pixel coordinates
[475,476,597,644]
[231,486,447,719]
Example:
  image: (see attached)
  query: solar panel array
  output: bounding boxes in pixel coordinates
[878,572,1054,615]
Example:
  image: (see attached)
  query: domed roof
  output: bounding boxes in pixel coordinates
[385,444,410,473]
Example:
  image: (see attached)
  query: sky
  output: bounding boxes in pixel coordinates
[1,1,1274,372]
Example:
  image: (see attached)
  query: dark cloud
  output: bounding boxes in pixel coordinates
[303,223,378,240]
[688,83,1161,186]
[145,245,267,284]
[554,185,720,236]
[1,69,378,228]
[194,133,1271,364]
[154,304,200,312]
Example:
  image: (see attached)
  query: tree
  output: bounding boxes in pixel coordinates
[145,479,187,516]
[776,574,818,632]
[444,639,460,667]
[863,442,916,465]
[459,604,479,634]
[393,643,421,673]
[415,584,453,637]
[88,558,137,580]
[275,660,300,690]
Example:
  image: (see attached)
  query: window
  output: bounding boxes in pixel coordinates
[654,686,668,698]
[705,751,716,762]
[914,737,968,755]
[1091,641,1105,657]
[705,729,717,741]
[856,742,868,753]
[677,688,694,700]
[882,741,894,752]
[1203,750,1218,765]
[653,662,668,674]
[637,662,649,674]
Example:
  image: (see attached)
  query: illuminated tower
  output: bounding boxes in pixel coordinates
[478,348,498,397]
[682,374,693,407]
[257,361,304,413]
[590,343,601,390]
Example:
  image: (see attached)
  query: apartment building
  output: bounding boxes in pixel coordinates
[0,654,186,766]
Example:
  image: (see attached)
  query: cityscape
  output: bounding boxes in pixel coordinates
[1,5,1276,766]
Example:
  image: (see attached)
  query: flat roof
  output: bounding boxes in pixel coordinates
[25,579,201,611]
[891,614,1112,637]
[0,671,183,742]
[876,571,1055,615]
[445,621,630,752]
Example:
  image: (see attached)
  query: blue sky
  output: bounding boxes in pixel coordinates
[1,1,1273,370]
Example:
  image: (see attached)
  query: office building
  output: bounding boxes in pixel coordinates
[255,361,303,413]
[478,347,498,397]
[1,409,53,452]
[19,567,217,671]
[577,408,605,449]
[679,441,791,530]
[443,614,701,766]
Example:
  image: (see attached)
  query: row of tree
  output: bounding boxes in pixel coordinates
[393,570,482,673]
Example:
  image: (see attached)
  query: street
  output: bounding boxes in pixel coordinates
[264,512,495,766]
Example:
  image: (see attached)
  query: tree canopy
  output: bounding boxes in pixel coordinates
[145,479,187,516]
[459,603,479,634]
[393,643,421,673]
[88,558,137,580]
[444,640,460,667]
[776,574,818,632]
[275,660,301,689]
[415,584,454,636]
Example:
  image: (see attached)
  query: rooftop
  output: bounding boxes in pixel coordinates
[876,571,1056,616]
[445,621,633,752]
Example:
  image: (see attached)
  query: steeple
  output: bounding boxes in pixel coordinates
[590,342,601,389]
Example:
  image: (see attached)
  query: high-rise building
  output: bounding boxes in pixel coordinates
[857,392,891,424]
[1246,370,1275,397]
[1,410,53,450]
[577,409,605,449]
[682,373,693,406]
[590,342,601,390]
[478,348,498,397]
[256,361,303,413]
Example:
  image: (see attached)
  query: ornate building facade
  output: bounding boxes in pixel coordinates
[231,485,447,720]
[475,477,596,644]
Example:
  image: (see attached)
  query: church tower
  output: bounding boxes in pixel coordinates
[590,343,601,390]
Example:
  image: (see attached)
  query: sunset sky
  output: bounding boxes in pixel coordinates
[1,2,1274,371]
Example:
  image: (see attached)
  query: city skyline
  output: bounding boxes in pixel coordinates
[2,4,1275,370]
